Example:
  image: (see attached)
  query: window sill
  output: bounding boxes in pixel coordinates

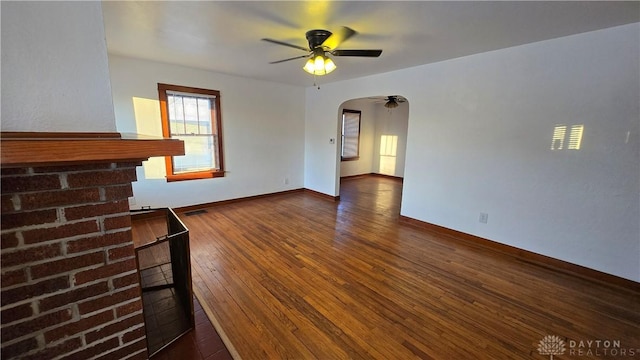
[341,156,360,162]
[166,170,225,182]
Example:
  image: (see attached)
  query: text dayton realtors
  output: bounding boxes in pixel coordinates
[569,339,638,357]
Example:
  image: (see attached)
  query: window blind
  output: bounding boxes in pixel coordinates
[342,111,361,159]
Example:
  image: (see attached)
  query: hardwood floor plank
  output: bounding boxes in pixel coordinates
[132,176,639,359]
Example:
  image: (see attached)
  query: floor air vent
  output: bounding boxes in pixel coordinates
[184,209,208,216]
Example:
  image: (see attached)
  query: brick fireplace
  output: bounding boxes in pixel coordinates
[0,133,183,359]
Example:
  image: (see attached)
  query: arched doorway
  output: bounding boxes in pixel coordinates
[336,95,409,208]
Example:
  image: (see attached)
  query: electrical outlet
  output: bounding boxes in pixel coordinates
[128,196,136,205]
[479,212,489,224]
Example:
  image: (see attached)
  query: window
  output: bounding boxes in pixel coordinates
[341,109,361,161]
[158,83,224,181]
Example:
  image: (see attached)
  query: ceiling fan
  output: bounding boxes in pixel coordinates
[370,95,407,108]
[261,26,382,76]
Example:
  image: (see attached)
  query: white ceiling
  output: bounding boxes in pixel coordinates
[101,1,639,87]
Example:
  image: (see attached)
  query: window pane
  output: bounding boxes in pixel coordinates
[197,98,212,134]
[182,97,199,135]
[172,135,215,173]
[168,95,185,135]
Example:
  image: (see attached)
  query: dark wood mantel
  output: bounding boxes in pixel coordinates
[0,131,184,167]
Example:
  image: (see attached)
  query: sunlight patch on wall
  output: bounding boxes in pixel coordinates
[379,135,398,175]
[551,124,584,150]
[568,125,584,150]
[551,125,567,150]
[133,97,165,179]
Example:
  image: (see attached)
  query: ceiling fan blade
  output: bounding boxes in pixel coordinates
[261,38,309,52]
[331,49,382,57]
[269,54,309,64]
[321,26,356,50]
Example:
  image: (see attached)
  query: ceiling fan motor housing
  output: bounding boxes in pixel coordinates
[306,29,332,49]
[262,27,381,69]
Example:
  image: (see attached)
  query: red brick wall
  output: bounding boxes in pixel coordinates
[1,162,148,360]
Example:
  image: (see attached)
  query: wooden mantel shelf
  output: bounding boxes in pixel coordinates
[0,132,185,167]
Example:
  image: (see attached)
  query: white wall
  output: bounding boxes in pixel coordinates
[339,99,375,177]
[109,55,305,209]
[1,2,115,132]
[304,24,640,282]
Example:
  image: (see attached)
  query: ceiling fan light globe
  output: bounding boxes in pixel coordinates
[324,57,336,74]
[303,59,316,74]
[314,55,325,72]
[303,54,336,76]
[384,100,399,109]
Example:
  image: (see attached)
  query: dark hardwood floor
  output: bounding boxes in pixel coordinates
[133,176,639,359]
